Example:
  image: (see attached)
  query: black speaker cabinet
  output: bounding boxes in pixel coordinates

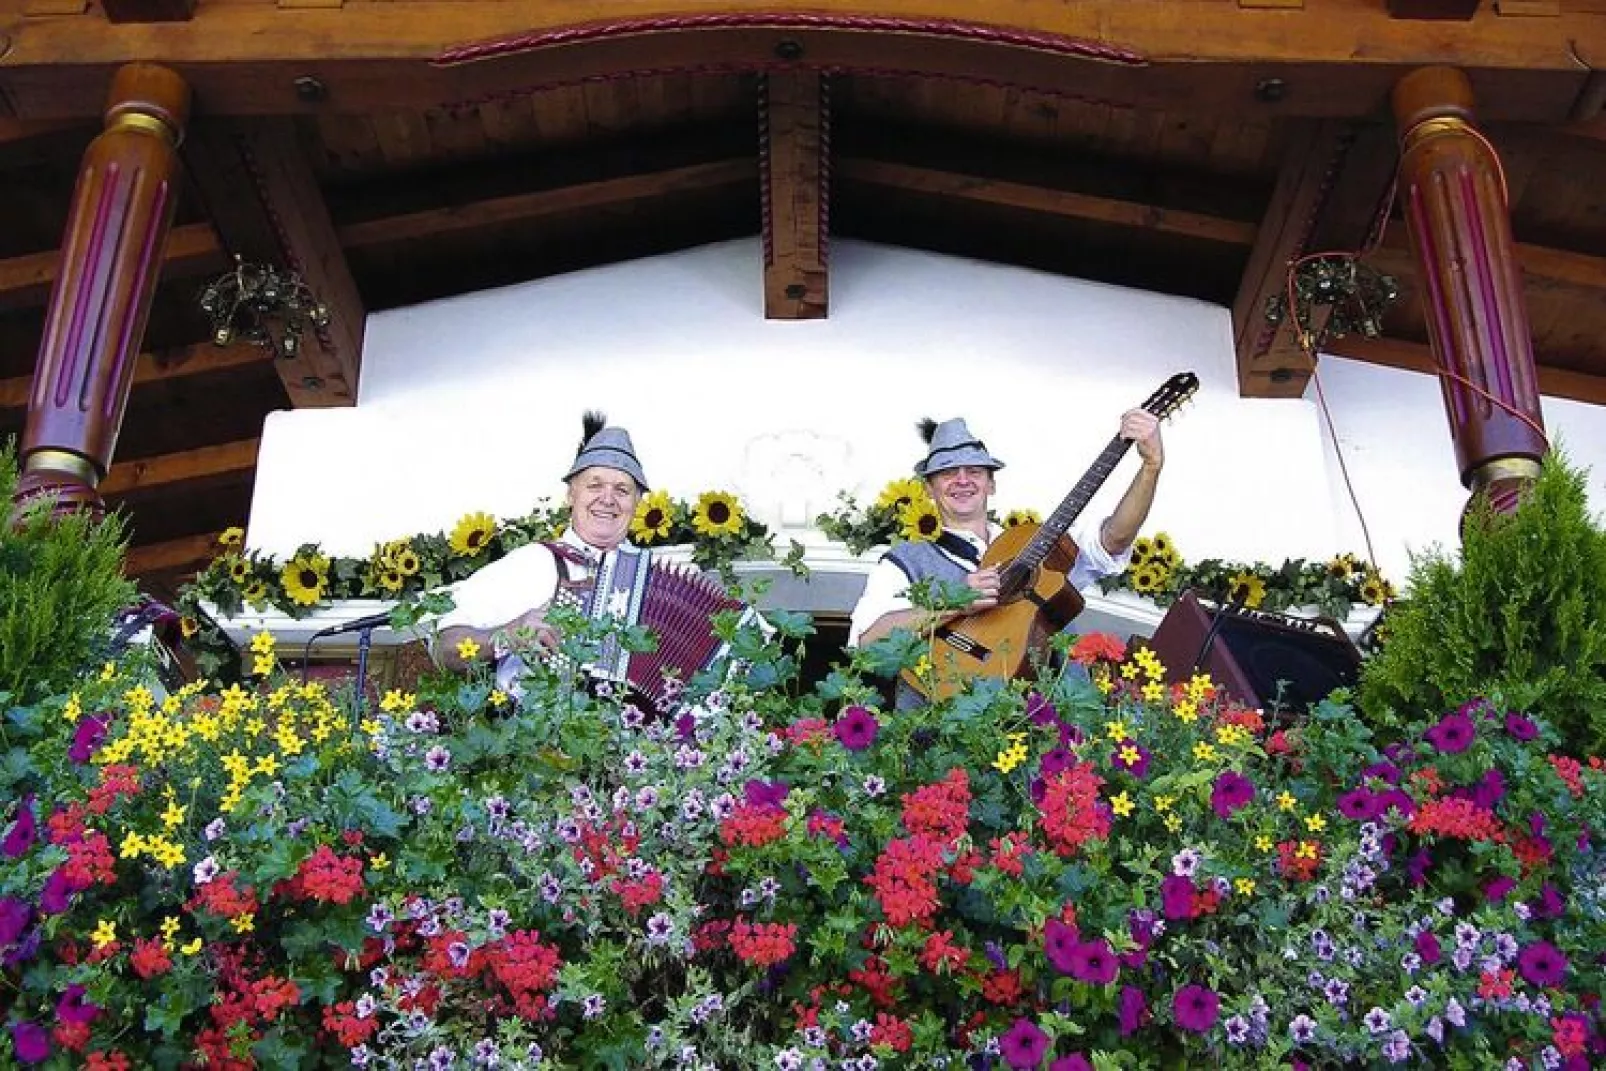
[1142,589,1362,713]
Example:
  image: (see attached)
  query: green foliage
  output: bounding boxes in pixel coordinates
[1360,449,1606,752]
[0,439,135,702]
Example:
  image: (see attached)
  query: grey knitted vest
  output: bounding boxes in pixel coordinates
[882,537,977,709]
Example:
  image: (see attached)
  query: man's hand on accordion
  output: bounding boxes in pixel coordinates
[505,607,562,653]
[435,606,560,672]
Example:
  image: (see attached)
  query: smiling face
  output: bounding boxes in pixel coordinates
[926,464,995,529]
[565,466,642,551]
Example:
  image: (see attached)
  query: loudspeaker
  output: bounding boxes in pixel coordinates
[1143,589,1362,712]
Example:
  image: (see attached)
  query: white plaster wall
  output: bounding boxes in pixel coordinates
[245,237,1606,591]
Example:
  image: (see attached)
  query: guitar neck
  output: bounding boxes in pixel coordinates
[1016,434,1132,569]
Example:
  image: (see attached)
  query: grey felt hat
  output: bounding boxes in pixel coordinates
[563,411,649,491]
[914,417,1006,478]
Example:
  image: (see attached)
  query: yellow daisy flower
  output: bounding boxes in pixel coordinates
[876,478,926,513]
[1003,508,1041,529]
[1110,791,1135,817]
[1305,814,1327,833]
[456,637,482,662]
[90,919,117,949]
[180,937,203,956]
[1235,878,1257,896]
[449,512,497,557]
[631,491,677,545]
[1163,813,1183,833]
[691,491,745,537]
[898,498,942,543]
[218,527,245,548]
[281,554,330,607]
[1226,570,1267,609]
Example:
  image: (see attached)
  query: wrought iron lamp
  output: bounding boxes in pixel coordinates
[198,257,330,360]
[1264,255,1400,357]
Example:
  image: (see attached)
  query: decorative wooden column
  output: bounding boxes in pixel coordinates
[1392,67,1546,516]
[12,64,191,516]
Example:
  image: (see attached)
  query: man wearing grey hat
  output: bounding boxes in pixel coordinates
[850,409,1164,674]
[435,413,648,683]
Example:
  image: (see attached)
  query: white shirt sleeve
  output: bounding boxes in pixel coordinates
[848,558,916,647]
[436,543,560,631]
[1068,518,1133,591]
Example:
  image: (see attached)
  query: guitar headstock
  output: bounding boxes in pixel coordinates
[1141,371,1200,422]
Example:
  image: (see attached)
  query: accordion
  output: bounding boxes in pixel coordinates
[578,546,756,715]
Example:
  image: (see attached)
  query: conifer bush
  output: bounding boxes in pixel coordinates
[1360,450,1606,753]
[0,439,135,702]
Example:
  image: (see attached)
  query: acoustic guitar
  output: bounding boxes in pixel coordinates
[902,372,1200,702]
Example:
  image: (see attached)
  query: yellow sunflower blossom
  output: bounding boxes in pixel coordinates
[1003,508,1041,529]
[1226,570,1267,609]
[876,478,926,513]
[375,568,406,594]
[456,637,482,662]
[1130,536,1153,565]
[90,919,117,950]
[898,498,942,543]
[1326,553,1359,581]
[179,616,200,639]
[1109,791,1135,818]
[1150,532,1177,560]
[218,526,246,547]
[631,491,677,545]
[227,556,251,584]
[692,491,745,538]
[1128,561,1172,596]
[394,547,421,577]
[281,554,330,607]
[242,579,269,605]
[1359,568,1395,606]
[449,511,498,557]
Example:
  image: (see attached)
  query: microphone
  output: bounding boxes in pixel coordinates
[300,611,395,688]
[314,611,395,637]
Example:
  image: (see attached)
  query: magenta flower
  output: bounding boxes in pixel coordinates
[1484,876,1517,903]
[0,898,31,947]
[1161,875,1196,920]
[1415,930,1442,965]
[832,706,879,751]
[1043,918,1080,975]
[68,715,110,763]
[1362,760,1402,785]
[39,869,74,915]
[1210,771,1255,819]
[55,984,101,1024]
[1000,1018,1050,1069]
[1336,788,1379,821]
[1051,1057,1092,1071]
[1118,985,1150,1036]
[1504,713,1539,741]
[1533,883,1566,920]
[1066,938,1118,985]
[2,797,36,859]
[1378,789,1416,820]
[1424,712,1475,754]
[1040,747,1073,778]
[1111,743,1152,779]
[1173,984,1220,1033]
[9,1021,49,1064]
[1516,941,1568,987]
[743,780,790,809]
[1025,691,1058,726]
[1472,769,1506,808]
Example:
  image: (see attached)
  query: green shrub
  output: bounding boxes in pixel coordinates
[1360,448,1606,752]
[0,438,135,703]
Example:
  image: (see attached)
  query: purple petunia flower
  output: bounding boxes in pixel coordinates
[1473,769,1507,808]
[1504,713,1539,741]
[1040,747,1074,778]
[1289,1014,1317,1043]
[1173,985,1220,1033]
[1210,771,1255,819]
[69,715,111,763]
[1025,691,1058,726]
[1484,876,1517,903]
[1382,1029,1412,1064]
[1066,939,1119,985]
[1118,985,1149,1036]
[424,745,451,772]
[39,869,74,916]
[1444,998,1466,1028]
[1337,789,1380,821]
[1000,1018,1050,1070]
[0,897,31,947]
[1363,1007,1392,1035]
[1161,875,1196,920]
[1533,883,1566,920]
[2,796,36,859]
[1043,918,1080,975]
[56,984,101,1025]
[832,706,879,751]
[744,780,790,809]
[9,1021,49,1063]
[1424,712,1476,754]
[1362,760,1402,785]
[1224,1015,1251,1044]
[1516,941,1568,987]
[1112,743,1152,779]
[1050,1057,1093,1071]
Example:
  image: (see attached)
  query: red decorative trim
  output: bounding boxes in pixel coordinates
[435,12,1147,69]
[757,75,773,268]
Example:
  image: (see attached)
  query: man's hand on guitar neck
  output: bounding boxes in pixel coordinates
[964,567,1001,612]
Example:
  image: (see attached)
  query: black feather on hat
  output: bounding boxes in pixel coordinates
[916,418,938,445]
[578,410,607,454]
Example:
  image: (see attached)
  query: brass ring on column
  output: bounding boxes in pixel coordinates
[22,448,100,487]
[1469,456,1542,491]
[106,110,179,147]
[1400,115,1470,153]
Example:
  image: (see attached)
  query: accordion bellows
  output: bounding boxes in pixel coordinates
[615,559,747,714]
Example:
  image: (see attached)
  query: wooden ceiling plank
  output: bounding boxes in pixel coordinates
[101,0,197,23]
[837,158,1260,246]
[762,71,830,320]
[1326,335,1606,406]
[1232,121,1398,398]
[0,341,267,410]
[1372,225,1606,291]
[336,158,758,249]
[100,437,260,498]
[0,221,222,309]
[123,530,228,577]
[184,118,364,408]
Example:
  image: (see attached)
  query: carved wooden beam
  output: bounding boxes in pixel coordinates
[1231,120,1398,398]
[101,437,259,498]
[123,530,226,577]
[183,118,364,408]
[0,342,267,410]
[760,71,830,319]
[1326,335,1606,407]
[0,222,222,310]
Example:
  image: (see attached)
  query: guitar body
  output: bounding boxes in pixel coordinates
[901,522,1087,702]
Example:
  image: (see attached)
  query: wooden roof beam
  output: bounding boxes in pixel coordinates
[101,0,196,23]
[100,437,259,499]
[762,70,830,319]
[184,118,364,408]
[1325,335,1606,407]
[0,341,268,410]
[1387,0,1481,19]
[1231,120,1399,399]
[0,222,223,309]
[123,530,226,578]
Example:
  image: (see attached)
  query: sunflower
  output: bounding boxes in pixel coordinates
[1130,536,1154,565]
[876,477,927,514]
[1151,532,1175,559]
[375,568,406,594]
[898,497,942,542]
[227,556,251,584]
[217,526,245,548]
[692,491,745,538]
[1129,561,1169,595]
[281,553,330,607]
[393,547,421,577]
[1327,553,1359,581]
[1359,569,1395,606]
[449,512,497,557]
[631,490,677,544]
[1226,570,1267,609]
[1003,508,1041,529]
[242,580,269,605]
[179,616,199,639]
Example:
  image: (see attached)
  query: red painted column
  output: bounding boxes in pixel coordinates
[1392,66,1546,515]
[12,64,191,516]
